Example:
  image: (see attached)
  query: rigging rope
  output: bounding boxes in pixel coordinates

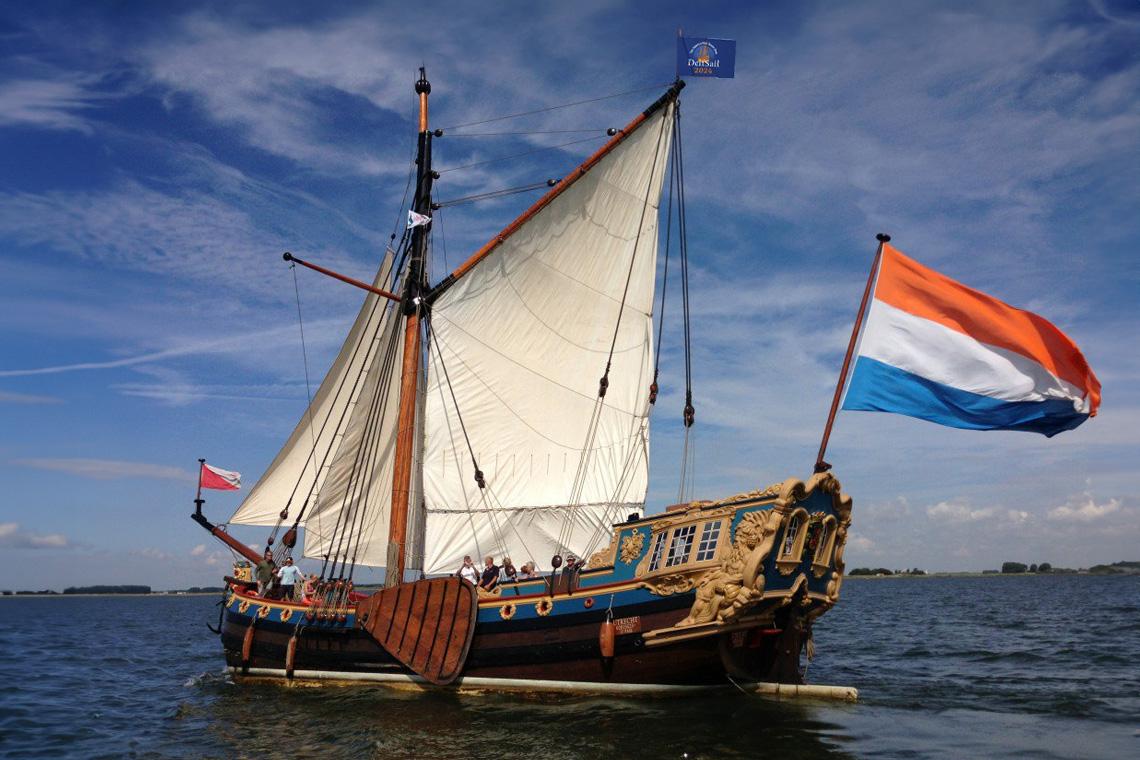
[649,130,677,407]
[443,128,606,137]
[674,104,697,499]
[437,82,672,131]
[437,135,603,174]
[433,179,559,209]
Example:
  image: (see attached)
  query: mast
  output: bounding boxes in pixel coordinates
[387,68,434,586]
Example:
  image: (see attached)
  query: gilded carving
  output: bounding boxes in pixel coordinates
[619,531,646,564]
[705,482,784,507]
[643,573,694,596]
[586,537,617,569]
[676,509,784,626]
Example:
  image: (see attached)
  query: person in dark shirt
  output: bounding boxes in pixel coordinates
[254,549,275,596]
[479,555,499,591]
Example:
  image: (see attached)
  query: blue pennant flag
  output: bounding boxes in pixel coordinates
[677,36,736,79]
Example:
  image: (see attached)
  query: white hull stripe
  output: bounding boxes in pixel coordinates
[229,667,858,700]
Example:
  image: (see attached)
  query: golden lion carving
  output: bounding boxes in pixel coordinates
[677,509,784,627]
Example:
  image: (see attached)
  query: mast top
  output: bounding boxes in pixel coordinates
[415,67,430,95]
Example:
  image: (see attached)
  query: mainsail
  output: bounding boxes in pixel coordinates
[229,254,403,567]
[421,100,676,573]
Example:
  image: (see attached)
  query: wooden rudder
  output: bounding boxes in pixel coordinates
[356,576,477,685]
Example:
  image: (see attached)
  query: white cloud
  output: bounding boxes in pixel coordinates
[1047,496,1122,522]
[190,544,206,557]
[11,458,194,482]
[0,76,100,133]
[0,522,71,549]
[0,389,63,404]
[135,547,172,561]
[926,501,995,522]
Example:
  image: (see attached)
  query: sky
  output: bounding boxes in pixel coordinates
[1,0,1137,591]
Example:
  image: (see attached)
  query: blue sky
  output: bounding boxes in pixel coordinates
[1,1,1137,590]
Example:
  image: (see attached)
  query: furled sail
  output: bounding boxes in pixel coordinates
[229,254,401,569]
[421,100,676,574]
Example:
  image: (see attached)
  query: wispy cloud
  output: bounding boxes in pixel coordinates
[1048,496,1122,522]
[0,389,63,404]
[11,458,194,482]
[0,76,101,133]
[926,500,996,523]
[0,321,336,379]
[0,522,71,549]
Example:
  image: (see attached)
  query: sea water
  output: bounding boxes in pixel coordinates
[0,574,1136,758]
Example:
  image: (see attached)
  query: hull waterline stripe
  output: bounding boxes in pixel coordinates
[229,667,858,699]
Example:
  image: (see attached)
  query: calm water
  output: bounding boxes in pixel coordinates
[1,575,1137,759]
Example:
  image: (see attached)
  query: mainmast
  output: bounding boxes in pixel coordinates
[387,68,434,586]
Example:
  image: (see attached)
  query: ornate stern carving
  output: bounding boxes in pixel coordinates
[677,509,784,627]
[587,529,647,570]
[643,573,694,596]
[619,531,645,564]
[586,538,616,569]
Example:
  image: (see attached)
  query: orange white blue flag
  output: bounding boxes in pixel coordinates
[841,244,1100,437]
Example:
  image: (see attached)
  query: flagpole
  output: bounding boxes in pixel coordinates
[814,233,890,473]
[676,27,683,80]
[194,457,205,517]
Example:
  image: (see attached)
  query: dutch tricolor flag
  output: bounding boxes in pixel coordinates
[841,244,1100,437]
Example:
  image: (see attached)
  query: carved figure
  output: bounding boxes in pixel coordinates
[678,509,784,626]
[619,531,645,564]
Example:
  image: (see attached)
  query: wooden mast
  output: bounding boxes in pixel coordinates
[387,68,434,586]
[814,233,890,473]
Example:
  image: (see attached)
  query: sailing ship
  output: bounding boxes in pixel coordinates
[191,71,853,694]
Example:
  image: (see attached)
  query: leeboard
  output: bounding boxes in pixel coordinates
[355,576,478,685]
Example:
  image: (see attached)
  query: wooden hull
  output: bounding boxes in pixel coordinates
[213,472,852,693]
[219,586,809,692]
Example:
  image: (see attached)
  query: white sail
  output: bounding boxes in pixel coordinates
[421,101,675,574]
[300,295,403,568]
[229,253,397,542]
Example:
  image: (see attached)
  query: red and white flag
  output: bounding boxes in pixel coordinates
[407,210,432,229]
[200,462,241,491]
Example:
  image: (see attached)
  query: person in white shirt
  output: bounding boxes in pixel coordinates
[276,557,305,601]
[456,555,480,586]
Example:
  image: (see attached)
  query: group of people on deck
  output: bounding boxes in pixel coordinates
[246,548,585,601]
[455,553,579,592]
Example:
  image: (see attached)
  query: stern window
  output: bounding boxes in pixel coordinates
[648,531,668,571]
[666,524,697,567]
[695,521,721,562]
[781,513,803,557]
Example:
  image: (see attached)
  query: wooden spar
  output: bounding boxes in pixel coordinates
[428,80,685,302]
[814,233,890,473]
[191,508,263,564]
[387,68,434,586]
[282,252,401,302]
